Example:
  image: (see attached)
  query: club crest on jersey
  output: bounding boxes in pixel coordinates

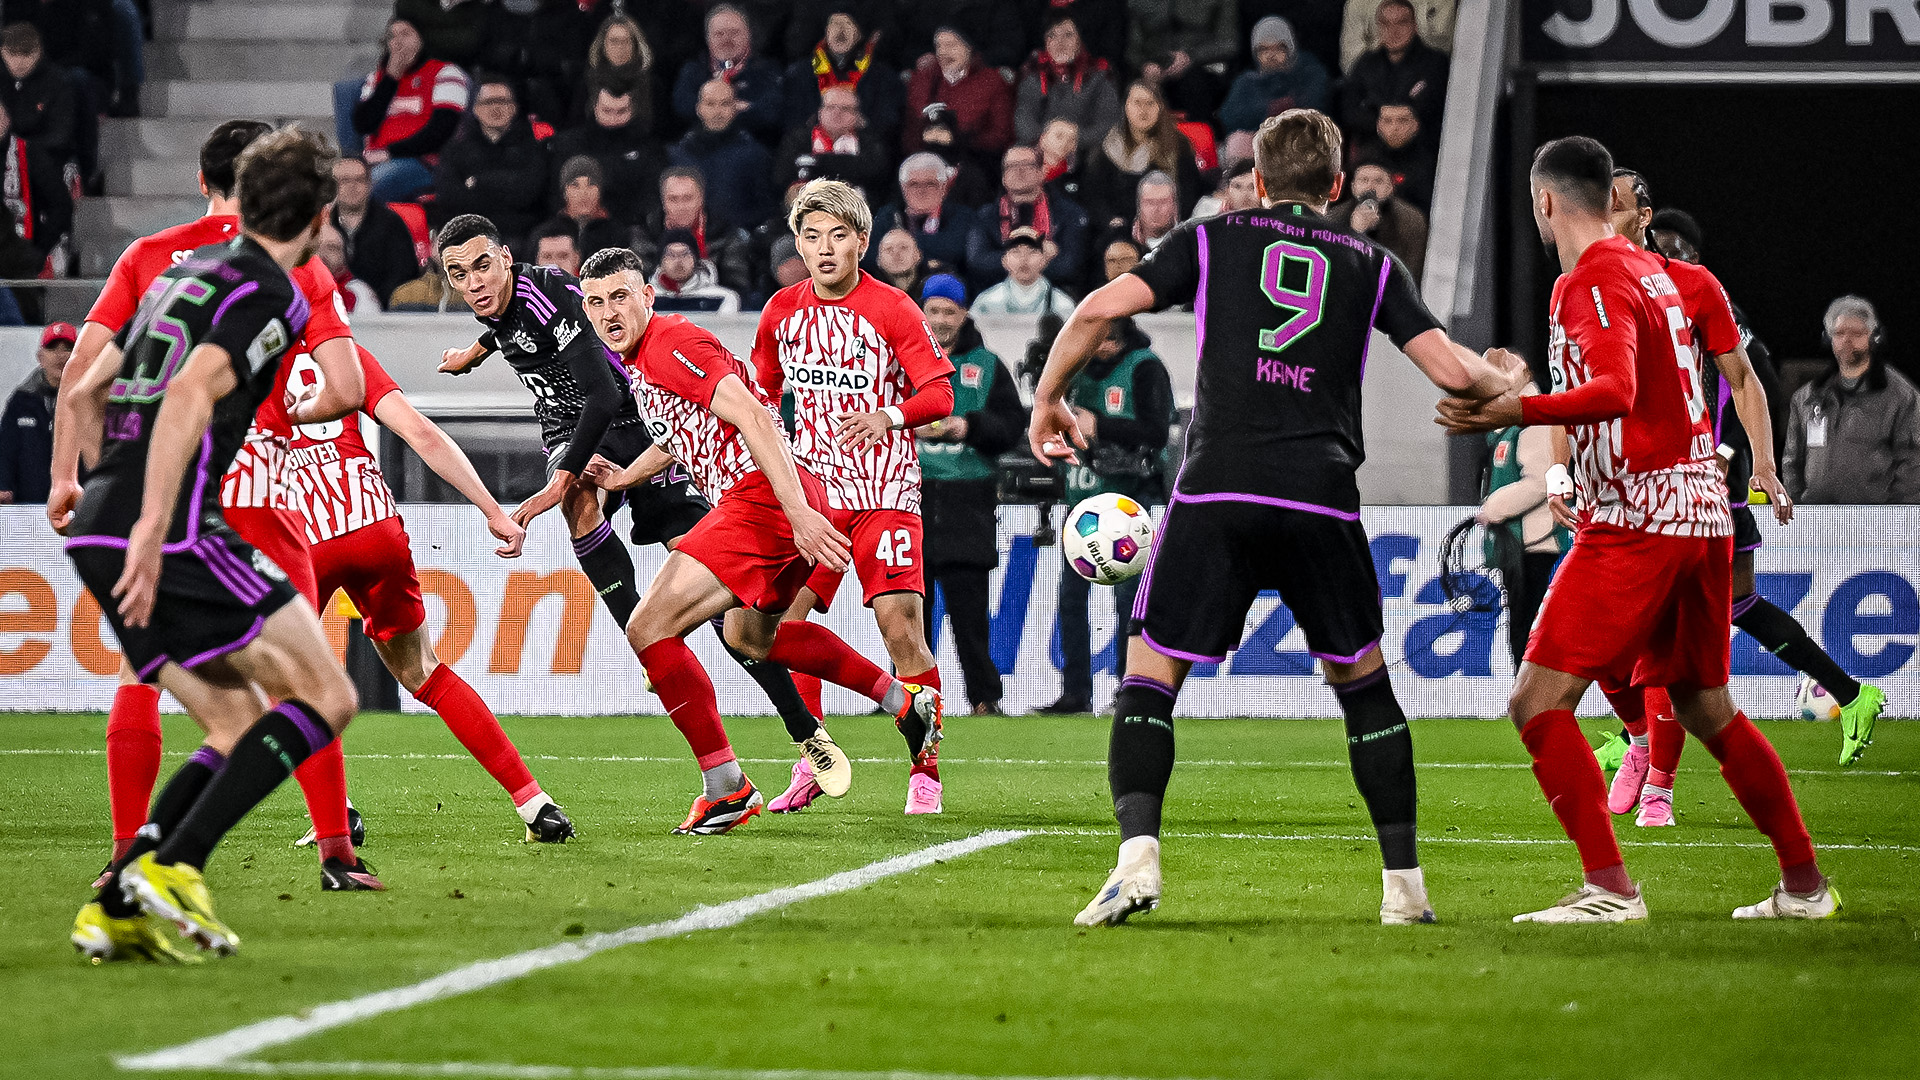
[789,362,873,393]
[960,363,983,388]
[510,329,538,354]
[1493,441,1510,466]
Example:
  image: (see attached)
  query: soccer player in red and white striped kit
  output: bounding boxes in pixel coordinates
[752,180,957,815]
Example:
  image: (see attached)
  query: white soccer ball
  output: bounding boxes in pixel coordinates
[1796,675,1841,722]
[1062,492,1155,586]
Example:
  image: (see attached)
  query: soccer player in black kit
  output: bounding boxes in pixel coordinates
[434,216,821,758]
[1030,109,1514,927]
[53,129,356,959]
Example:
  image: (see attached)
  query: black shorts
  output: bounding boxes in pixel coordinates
[1133,497,1383,665]
[66,523,299,684]
[549,423,711,548]
[1732,504,1762,553]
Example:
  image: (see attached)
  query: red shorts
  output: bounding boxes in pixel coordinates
[310,516,427,642]
[223,506,318,606]
[676,467,840,613]
[804,508,925,611]
[1526,523,1734,691]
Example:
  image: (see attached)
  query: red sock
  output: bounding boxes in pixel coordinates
[1703,713,1820,891]
[106,684,164,857]
[791,672,824,721]
[767,621,893,702]
[640,639,736,769]
[902,666,942,780]
[1649,711,1685,777]
[416,664,539,801]
[293,739,354,862]
[1604,684,1648,739]
[1519,709,1630,892]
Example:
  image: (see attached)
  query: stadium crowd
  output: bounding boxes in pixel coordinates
[323,0,1454,314]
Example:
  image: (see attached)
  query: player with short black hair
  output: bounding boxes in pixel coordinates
[57,128,363,959]
[434,219,824,768]
[1528,136,1615,213]
[1030,108,1514,927]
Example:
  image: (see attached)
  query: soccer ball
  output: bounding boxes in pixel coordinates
[1796,676,1841,722]
[1063,493,1155,586]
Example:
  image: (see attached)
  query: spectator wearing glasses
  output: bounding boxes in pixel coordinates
[868,152,974,271]
[432,74,549,243]
[965,143,1090,294]
[330,156,421,309]
[1341,0,1449,135]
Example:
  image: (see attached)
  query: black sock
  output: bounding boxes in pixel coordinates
[711,617,819,742]
[97,745,226,916]
[1332,667,1419,870]
[1734,594,1861,706]
[1110,676,1177,841]
[574,520,640,629]
[153,702,332,871]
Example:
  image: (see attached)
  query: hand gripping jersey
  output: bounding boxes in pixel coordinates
[753,272,954,512]
[83,212,354,514]
[1522,235,1730,538]
[69,238,309,543]
[627,313,783,504]
[283,346,404,544]
[1127,205,1440,514]
[475,263,646,477]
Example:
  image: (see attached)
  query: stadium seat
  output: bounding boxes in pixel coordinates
[1179,122,1219,172]
[389,202,432,266]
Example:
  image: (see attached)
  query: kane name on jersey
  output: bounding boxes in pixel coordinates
[281,346,403,543]
[1545,236,1729,537]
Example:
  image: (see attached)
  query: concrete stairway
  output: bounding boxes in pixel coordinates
[77,0,390,275]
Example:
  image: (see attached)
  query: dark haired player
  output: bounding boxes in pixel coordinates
[1647,207,1886,768]
[1029,109,1513,927]
[1438,136,1835,922]
[576,247,939,833]
[54,119,378,891]
[54,129,364,958]
[433,216,823,768]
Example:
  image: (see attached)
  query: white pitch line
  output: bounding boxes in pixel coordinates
[146,1061,1201,1080]
[1041,827,1920,854]
[0,747,1905,779]
[117,831,1033,1074]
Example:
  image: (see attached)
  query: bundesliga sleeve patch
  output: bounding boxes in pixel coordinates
[1589,286,1610,328]
[246,317,290,372]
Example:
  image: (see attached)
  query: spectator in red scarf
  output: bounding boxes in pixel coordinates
[670,4,785,143]
[904,26,1013,182]
[632,165,756,299]
[0,97,66,268]
[1014,14,1119,148]
[964,142,1087,294]
[774,84,891,196]
[782,7,902,144]
[351,17,469,202]
[1038,117,1088,205]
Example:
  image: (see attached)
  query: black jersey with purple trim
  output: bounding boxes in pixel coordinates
[1128,205,1439,512]
[1706,302,1781,503]
[70,236,308,543]
[475,262,644,475]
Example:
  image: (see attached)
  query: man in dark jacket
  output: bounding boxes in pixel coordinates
[670,78,779,232]
[0,97,66,264]
[772,84,892,196]
[966,143,1090,294]
[631,166,757,298]
[867,152,975,272]
[671,4,786,142]
[0,23,74,165]
[1039,317,1172,714]
[0,319,70,503]
[1786,296,1920,504]
[549,87,667,226]
[432,75,550,243]
[915,275,1026,715]
[1340,0,1449,136]
[331,155,422,308]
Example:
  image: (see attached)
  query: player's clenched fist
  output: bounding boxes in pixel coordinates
[45,478,82,535]
[1028,397,1087,464]
[439,340,488,374]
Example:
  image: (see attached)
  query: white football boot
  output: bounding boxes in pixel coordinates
[1512,882,1648,924]
[1381,867,1437,925]
[1075,836,1162,927]
[1733,881,1841,920]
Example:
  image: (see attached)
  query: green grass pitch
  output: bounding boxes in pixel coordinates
[3,711,1916,1080]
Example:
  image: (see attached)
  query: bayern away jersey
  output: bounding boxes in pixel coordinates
[628,313,782,504]
[282,346,403,544]
[1524,235,1730,537]
[86,213,354,514]
[753,272,953,512]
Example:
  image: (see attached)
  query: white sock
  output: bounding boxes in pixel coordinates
[515,790,553,825]
[1629,734,1649,747]
[1384,865,1427,896]
[1640,783,1672,800]
[880,680,907,715]
[703,760,746,800]
[1118,835,1160,866]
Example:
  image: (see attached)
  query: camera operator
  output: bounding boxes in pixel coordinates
[1039,316,1173,714]
[1328,156,1427,283]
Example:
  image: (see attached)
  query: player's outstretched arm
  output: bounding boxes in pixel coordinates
[583,446,673,492]
[439,336,492,374]
[372,390,525,557]
[46,331,122,534]
[1710,344,1792,523]
[286,336,368,426]
[1403,330,1519,400]
[117,345,240,626]
[1030,275,1156,463]
[710,374,851,572]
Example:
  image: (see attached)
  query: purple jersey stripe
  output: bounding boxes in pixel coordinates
[1360,256,1391,381]
[198,538,270,604]
[1119,674,1177,699]
[1193,224,1211,359]
[1171,491,1361,521]
[210,280,259,326]
[178,615,266,670]
[1141,630,1226,666]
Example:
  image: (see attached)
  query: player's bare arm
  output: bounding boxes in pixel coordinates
[709,373,851,572]
[1711,343,1793,523]
[371,390,526,556]
[46,336,123,534]
[286,335,367,425]
[1030,274,1156,463]
[1405,335,1521,400]
[584,445,674,491]
[116,344,241,626]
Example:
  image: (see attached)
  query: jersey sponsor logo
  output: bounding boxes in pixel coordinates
[673,349,707,378]
[1590,286,1610,328]
[246,318,290,371]
[960,363,983,388]
[788,362,874,393]
[645,416,673,442]
[251,548,288,583]
[554,318,581,349]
